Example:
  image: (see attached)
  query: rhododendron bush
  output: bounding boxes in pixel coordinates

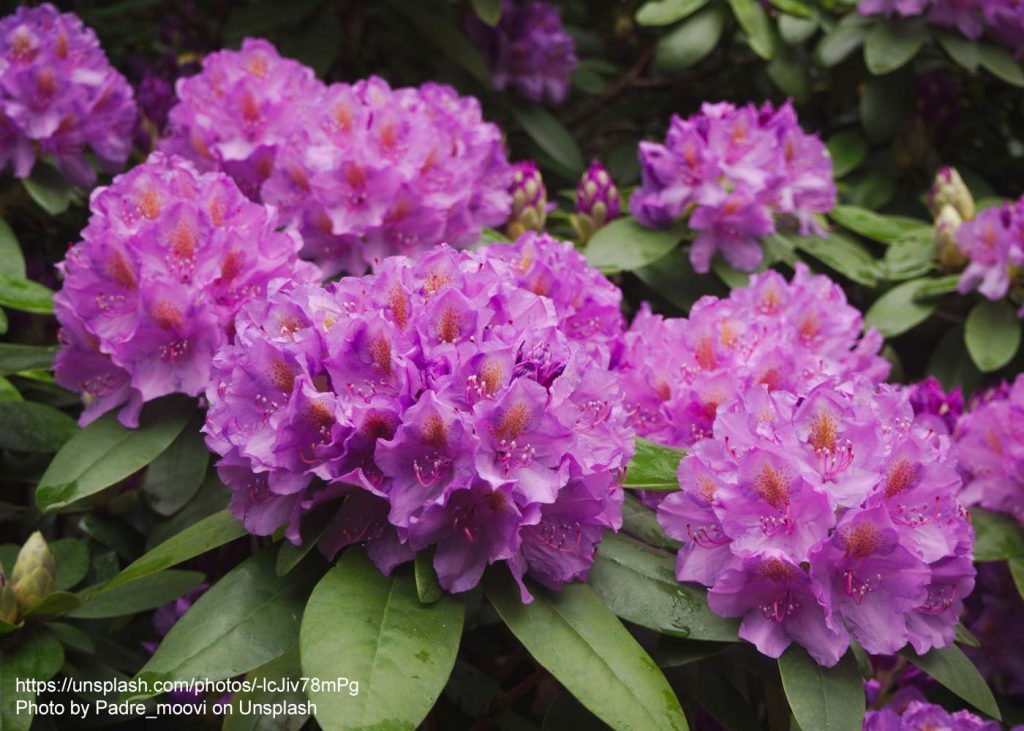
[2,2,1023,731]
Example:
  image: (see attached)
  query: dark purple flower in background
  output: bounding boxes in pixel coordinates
[863,700,1000,730]
[905,376,963,435]
[0,3,136,186]
[468,1,577,104]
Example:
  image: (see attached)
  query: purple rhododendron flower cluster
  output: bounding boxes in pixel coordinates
[467,0,577,104]
[956,199,1024,311]
[864,700,1000,730]
[956,373,1024,524]
[630,101,836,273]
[165,43,514,276]
[0,3,136,186]
[859,0,1024,57]
[53,152,318,427]
[659,376,974,666]
[203,236,633,600]
[906,376,964,435]
[615,263,888,451]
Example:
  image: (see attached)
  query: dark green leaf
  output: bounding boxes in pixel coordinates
[636,0,710,26]
[817,14,868,67]
[47,622,94,654]
[280,8,342,76]
[882,233,935,281]
[71,570,204,619]
[955,623,981,649]
[979,43,1024,86]
[36,395,194,513]
[971,507,1024,562]
[829,205,929,243]
[0,217,25,280]
[22,591,83,619]
[415,550,443,604]
[964,300,1022,372]
[223,0,319,37]
[634,246,726,312]
[0,631,64,731]
[0,344,57,377]
[485,569,689,731]
[625,438,685,491]
[651,5,728,74]
[393,2,491,85]
[140,417,209,516]
[0,401,76,453]
[589,532,739,641]
[902,644,1001,719]
[792,232,880,287]
[100,509,246,592]
[471,0,502,26]
[301,548,464,731]
[779,14,818,45]
[543,692,611,730]
[586,217,684,274]
[928,325,982,395]
[694,666,761,731]
[223,650,310,731]
[779,647,864,731]
[844,170,898,211]
[511,106,584,175]
[860,71,914,143]
[729,0,778,59]
[826,131,868,179]
[936,31,979,72]
[0,273,53,315]
[22,163,76,216]
[864,19,926,74]
[51,538,90,591]
[1009,559,1024,604]
[622,492,681,552]
[767,50,810,103]
[912,274,961,299]
[132,550,320,699]
[865,279,937,337]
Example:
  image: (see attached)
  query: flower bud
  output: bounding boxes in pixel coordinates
[572,159,621,243]
[11,532,55,614]
[929,166,975,221]
[934,204,968,270]
[0,568,18,624]
[507,161,548,238]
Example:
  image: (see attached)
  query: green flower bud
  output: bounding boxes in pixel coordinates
[934,204,967,271]
[11,532,55,613]
[928,167,974,222]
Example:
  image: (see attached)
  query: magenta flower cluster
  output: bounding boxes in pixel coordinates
[0,4,136,186]
[630,101,836,273]
[956,198,1024,312]
[956,373,1024,525]
[203,235,633,600]
[163,41,513,276]
[467,1,577,104]
[53,152,318,427]
[864,700,999,731]
[614,263,888,450]
[659,376,974,666]
[858,0,1024,57]
[906,375,964,435]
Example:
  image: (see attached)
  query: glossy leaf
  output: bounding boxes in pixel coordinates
[902,644,1001,719]
[0,401,76,453]
[1009,558,1024,604]
[70,570,204,619]
[0,217,25,280]
[778,647,864,731]
[132,550,320,699]
[864,19,926,74]
[511,106,584,175]
[588,532,739,641]
[51,538,90,591]
[779,14,818,45]
[624,438,686,491]
[817,14,868,67]
[865,279,938,337]
[826,131,868,179]
[22,591,83,619]
[140,417,210,516]
[586,217,684,274]
[729,0,778,60]
[414,550,443,604]
[792,233,880,287]
[621,493,681,552]
[0,344,57,376]
[0,273,53,314]
[829,205,929,243]
[651,5,728,74]
[964,299,1022,372]
[936,31,979,72]
[36,395,194,513]
[471,0,501,25]
[22,163,75,216]
[0,631,64,731]
[301,548,464,731]
[485,569,689,731]
[971,507,1024,562]
[635,0,710,26]
[224,650,311,731]
[979,43,1024,86]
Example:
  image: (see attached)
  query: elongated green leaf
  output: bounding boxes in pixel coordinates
[767,49,810,103]
[0,273,53,315]
[486,569,689,731]
[864,19,926,74]
[625,438,685,491]
[622,493,681,552]
[779,647,864,731]
[965,300,1022,372]
[694,667,761,731]
[652,5,728,74]
[471,0,501,25]
[912,274,961,299]
[51,538,90,591]
[971,507,1024,562]
[22,163,76,216]
[0,344,57,376]
[22,591,83,619]
[979,43,1024,86]
[793,233,880,287]
[0,377,19,402]
[132,550,319,699]
[36,395,194,513]
[902,644,1001,719]
[0,217,25,280]
[0,401,76,453]
[100,509,246,592]
[817,14,868,67]
[414,550,443,604]
[729,0,778,59]
[1009,559,1024,603]
[865,279,937,337]
[829,205,929,243]
[636,0,710,26]
[301,548,464,731]
[882,233,935,281]
[779,14,818,44]
[826,131,868,179]
[936,30,979,72]
[224,650,311,731]
[586,216,684,274]
[71,570,204,619]
[0,631,64,731]
[511,106,584,175]
[141,418,209,516]
[589,532,738,641]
